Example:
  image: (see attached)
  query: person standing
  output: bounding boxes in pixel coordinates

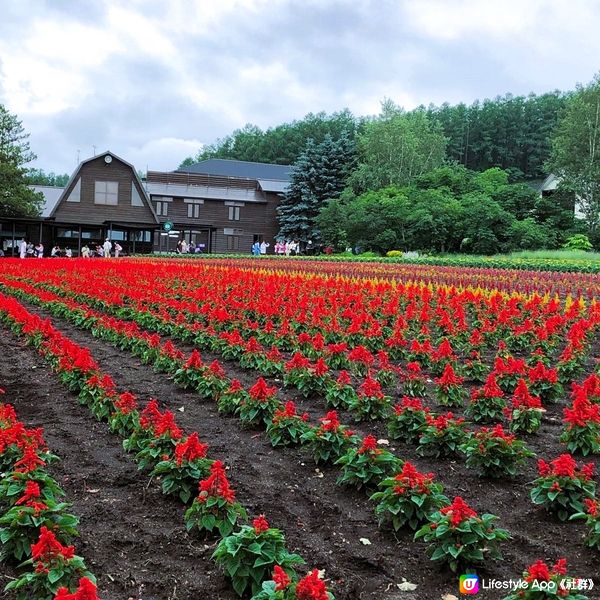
[19,238,27,259]
[260,240,270,255]
[114,242,123,258]
[251,241,260,256]
[103,238,112,257]
[81,244,90,258]
[35,243,44,258]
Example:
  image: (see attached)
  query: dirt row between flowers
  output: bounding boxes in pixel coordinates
[10,300,600,600]
[0,329,237,600]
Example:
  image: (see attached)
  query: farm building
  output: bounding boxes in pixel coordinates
[0,152,290,256]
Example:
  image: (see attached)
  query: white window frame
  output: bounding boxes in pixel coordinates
[228,205,240,221]
[187,203,201,218]
[94,181,118,205]
[156,201,168,216]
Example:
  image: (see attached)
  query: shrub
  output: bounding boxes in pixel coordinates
[388,397,430,443]
[212,516,304,597]
[266,401,311,447]
[335,436,401,490]
[560,389,600,456]
[184,461,247,537]
[370,461,448,531]
[503,558,589,600]
[531,454,596,521]
[301,411,357,465]
[250,567,335,600]
[459,425,534,478]
[5,527,95,600]
[563,234,593,252]
[414,496,510,572]
[386,250,403,257]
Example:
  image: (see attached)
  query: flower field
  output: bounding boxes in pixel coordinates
[0,257,598,600]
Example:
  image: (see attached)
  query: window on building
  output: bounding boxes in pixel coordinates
[187,203,201,219]
[228,206,240,221]
[56,229,78,238]
[156,201,168,216]
[133,230,152,242]
[94,181,118,205]
[131,183,144,207]
[227,235,240,251]
[109,230,127,241]
[81,228,102,240]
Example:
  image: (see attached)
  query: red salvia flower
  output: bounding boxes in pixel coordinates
[54,577,99,600]
[357,435,380,455]
[272,565,291,591]
[313,358,329,376]
[440,496,478,527]
[140,399,162,430]
[198,460,235,503]
[209,360,226,378]
[252,514,270,534]
[174,432,208,466]
[31,526,75,563]
[435,363,463,388]
[285,352,311,371]
[14,445,45,473]
[184,349,203,369]
[319,411,340,432]
[115,392,137,415]
[295,569,329,600]
[393,461,434,495]
[359,376,384,399]
[336,370,352,386]
[153,411,183,439]
[584,498,599,517]
[248,378,277,401]
[228,379,243,393]
[525,560,551,583]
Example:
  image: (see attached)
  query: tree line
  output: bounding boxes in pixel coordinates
[181,75,599,254]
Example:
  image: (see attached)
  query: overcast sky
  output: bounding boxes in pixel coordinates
[1,0,599,175]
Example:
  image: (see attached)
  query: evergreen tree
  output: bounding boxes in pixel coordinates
[0,105,43,217]
[277,132,356,243]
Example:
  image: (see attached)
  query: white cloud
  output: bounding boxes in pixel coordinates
[404,0,544,41]
[1,0,600,175]
[123,137,205,171]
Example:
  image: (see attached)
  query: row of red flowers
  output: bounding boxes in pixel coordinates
[0,387,97,600]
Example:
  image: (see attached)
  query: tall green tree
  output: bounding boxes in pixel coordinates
[180,110,360,168]
[277,132,356,243]
[548,73,600,232]
[0,105,43,217]
[348,101,447,194]
[427,92,567,180]
[25,169,69,187]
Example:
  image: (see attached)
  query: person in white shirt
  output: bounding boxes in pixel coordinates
[103,239,112,257]
[181,239,188,254]
[35,243,44,258]
[19,238,27,259]
[65,248,72,258]
[114,242,123,257]
[260,241,270,255]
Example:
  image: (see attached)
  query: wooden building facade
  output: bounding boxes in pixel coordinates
[145,165,287,254]
[0,155,289,256]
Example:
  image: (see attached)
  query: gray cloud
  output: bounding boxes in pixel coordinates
[0,0,599,174]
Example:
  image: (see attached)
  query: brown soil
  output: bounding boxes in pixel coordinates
[0,301,599,600]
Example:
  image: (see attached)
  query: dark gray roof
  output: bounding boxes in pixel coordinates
[31,185,64,218]
[177,159,292,181]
